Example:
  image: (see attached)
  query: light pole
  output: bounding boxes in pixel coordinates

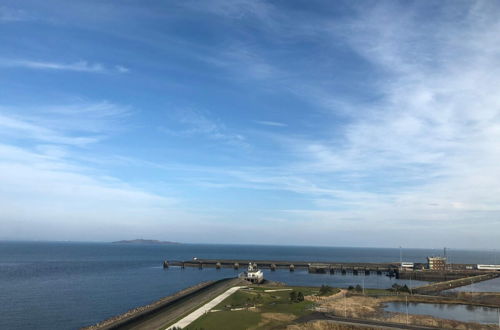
[362,276,365,295]
[405,295,409,325]
[344,291,347,318]
[409,276,413,295]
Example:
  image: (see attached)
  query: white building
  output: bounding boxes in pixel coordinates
[400,262,414,269]
[477,264,500,271]
[240,262,264,284]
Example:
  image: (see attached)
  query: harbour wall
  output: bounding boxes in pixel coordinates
[83,277,242,330]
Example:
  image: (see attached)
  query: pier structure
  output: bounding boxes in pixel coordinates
[165,259,399,274]
[163,259,500,281]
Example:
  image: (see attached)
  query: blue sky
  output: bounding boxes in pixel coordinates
[1,0,499,248]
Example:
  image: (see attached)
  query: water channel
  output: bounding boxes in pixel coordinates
[384,301,500,325]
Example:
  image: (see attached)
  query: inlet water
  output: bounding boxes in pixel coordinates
[384,301,500,324]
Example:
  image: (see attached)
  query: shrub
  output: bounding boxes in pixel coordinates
[319,285,334,295]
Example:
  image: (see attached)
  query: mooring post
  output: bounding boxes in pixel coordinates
[289,264,295,272]
[163,260,169,268]
[271,263,276,271]
[216,262,221,269]
[234,262,239,270]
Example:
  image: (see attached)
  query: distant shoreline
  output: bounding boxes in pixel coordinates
[112,239,181,245]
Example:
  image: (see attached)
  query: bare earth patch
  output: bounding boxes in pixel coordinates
[308,293,499,329]
[287,320,375,330]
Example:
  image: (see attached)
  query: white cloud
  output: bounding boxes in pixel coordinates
[2,59,104,72]
[0,6,31,22]
[115,65,130,73]
[163,108,248,147]
[0,59,130,73]
[0,101,130,145]
[254,120,287,127]
[0,103,182,241]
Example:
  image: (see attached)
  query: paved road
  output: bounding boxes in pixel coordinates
[165,286,244,329]
[105,278,242,330]
[298,313,437,330]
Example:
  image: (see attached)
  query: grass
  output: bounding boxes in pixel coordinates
[361,288,393,295]
[185,286,321,330]
[186,310,261,330]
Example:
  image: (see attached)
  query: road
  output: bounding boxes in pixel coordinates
[165,286,244,329]
[99,278,243,330]
[297,312,437,330]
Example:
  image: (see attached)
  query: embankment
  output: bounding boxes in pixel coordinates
[82,277,243,330]
[413,273,499,294]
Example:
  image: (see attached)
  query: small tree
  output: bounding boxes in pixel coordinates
[290,291,297,302]
[355,284,362,292]
[319,285,333,295]
[297,291,304,302]
[390,283,401,292]
[348,285,355,291]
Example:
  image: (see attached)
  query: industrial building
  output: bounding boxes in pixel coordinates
[427,256,447,270]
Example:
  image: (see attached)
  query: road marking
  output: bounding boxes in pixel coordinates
[165,286,245,329]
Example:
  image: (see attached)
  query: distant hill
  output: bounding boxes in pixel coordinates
[112,239,181,245]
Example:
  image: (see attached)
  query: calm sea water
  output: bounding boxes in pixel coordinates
[0,241,499,330]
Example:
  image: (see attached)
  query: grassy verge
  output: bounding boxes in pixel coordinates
[186,286,320,330]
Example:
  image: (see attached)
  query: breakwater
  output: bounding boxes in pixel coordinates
[413,273,500,294]
[83,277,242,330]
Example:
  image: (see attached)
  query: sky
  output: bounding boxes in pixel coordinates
[0,0,499,248]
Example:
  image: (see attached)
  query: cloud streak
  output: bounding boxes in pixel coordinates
[0,59,129,73]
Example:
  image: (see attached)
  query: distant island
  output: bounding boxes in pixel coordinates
[112,239,181,245]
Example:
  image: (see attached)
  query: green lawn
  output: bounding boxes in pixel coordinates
[185,286,321,330]
[186,310,261,330]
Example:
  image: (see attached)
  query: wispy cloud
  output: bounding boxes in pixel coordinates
[0,101,130,145]
[0,100,186,241]
[0,59,129,73]
[253,120,287,127]
[0,6,31,22]
[163,108,248,147]
[115,65,130,73]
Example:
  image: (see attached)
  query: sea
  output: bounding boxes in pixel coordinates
[1,241,499,330]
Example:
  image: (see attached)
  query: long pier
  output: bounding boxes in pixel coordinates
[164,259,399,274]
[163,259,500,281]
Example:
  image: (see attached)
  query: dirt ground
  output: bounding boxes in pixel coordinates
[258,312,297,327]
[287,320,375,330]
[304,292,499,329]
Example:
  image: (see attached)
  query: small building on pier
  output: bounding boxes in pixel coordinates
[240,262,264,284]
